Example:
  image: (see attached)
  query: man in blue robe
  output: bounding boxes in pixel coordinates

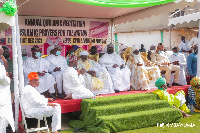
[187,44,198,79]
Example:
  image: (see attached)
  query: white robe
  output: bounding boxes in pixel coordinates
[169,53,187,85]
[99,53,131,91]
[46,54,68,94]
[63,67,93,99]
[23,57,56,93]
[77,59,114,95]
[179,40,190,61]
[0,64,15,133]
[21,85,61,132]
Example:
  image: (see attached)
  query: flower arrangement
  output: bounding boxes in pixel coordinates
[0,1,17,16]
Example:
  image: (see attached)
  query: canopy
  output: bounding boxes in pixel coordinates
[168,9,200,77]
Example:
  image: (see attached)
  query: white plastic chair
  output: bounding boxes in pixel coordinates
[20,98,50,133]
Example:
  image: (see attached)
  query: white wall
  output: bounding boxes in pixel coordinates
[117,31,161,50]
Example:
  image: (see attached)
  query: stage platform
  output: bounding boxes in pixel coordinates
[52,85,190,113]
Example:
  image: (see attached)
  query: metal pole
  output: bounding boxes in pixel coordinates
[169,28,172,50]
[111,20,113,44]
[197,20,200,77]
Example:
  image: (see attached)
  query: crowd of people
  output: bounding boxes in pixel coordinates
[0,32,199,132]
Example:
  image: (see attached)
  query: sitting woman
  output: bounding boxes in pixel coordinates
[188,77,200,112]
[153,77,191,118]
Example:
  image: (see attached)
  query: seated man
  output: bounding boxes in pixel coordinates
[63,55,93,100]
[153,78,191,118]
[77,51,114,95]
[188,77,200,112]
[151,43,181,87]
[21,72,61,133]
[88,46,99,62]
[169,47,187,85]
[0,63,15,133]
[127,46,160,90]
[99,44,131,92]
[46,44,68,99]
[23,46,56,96]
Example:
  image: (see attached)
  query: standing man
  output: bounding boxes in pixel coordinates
[46,45,68,99]
[99,44,131,92]
[0,60,15,133]
[63,55,93,99]
[179,36,190,61]
[188,32,199,52]
[169,47,187,85]
[23,46,56,97]
[187,44,198,79]
[151,43,181,87]
[21,72,61,133]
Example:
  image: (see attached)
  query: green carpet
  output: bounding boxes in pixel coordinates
[69,93,183,133]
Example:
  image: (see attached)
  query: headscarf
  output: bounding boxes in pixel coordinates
[80,51,89,56]
[190,77,200,87]
[28,72,39,80]
[155,77,166,90]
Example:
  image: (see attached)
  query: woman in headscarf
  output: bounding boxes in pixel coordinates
[153,77,191,118]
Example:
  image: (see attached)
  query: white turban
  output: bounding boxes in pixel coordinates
[79,51,89,56]
[47,45,54,55]
[132,45,139,52]
[119,44,127,53]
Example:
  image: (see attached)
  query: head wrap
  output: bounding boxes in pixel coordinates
[119,44,126,53]
[107,43,114,48]
[190,77,200,87]
[80,51,88,56]
[155,77,166,90]
[28,72,39,80]
[132,45,139,52]
[32,45,39,49]
[69,55,77,61]
[47,45,54,55]
[54,44,62,50]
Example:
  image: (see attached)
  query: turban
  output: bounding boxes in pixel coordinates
[28,72,39,80]
[32,45,39,49]
[80,51,88,56]
[155,77,166,90]
[54,44,62,50]
[69,55,77,61]
[107,43,114,48]
[190,77,200,87]
[132,45,139,52]
[47,45,54,55]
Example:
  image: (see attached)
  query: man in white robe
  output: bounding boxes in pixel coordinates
[46,45,68,99]
[179,36,190,61]
[127,46,160,90]
[188,32,199,52]
[169,47,187,85]
[77,51,114,95]
[23,46,56,97]
[63,55,93,99]
[99,44,131,92]
[21,72,61,133]
[0,63,15,133]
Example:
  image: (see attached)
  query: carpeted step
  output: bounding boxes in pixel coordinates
[91,100,170,117]
[95,107,182,133]
[80,93,158,120]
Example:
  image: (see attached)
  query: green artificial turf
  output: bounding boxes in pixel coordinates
[68,93,184,133]
[59,112,200,133]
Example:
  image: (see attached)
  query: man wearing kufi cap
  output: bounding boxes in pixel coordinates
[63,55,93,99]
[188,77,200,112]
[99,43,131,92]
[0,62,15,133]
[77,50,114,95]
[88,46,99,62]
[46,44,68,99]
[153,77,191,118]
[21,72,61,133]
[127,45,160,90]
[23,46,56,95]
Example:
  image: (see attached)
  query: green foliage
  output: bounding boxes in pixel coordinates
[69,93,182,133]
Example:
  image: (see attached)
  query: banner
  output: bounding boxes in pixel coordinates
[1,16,110,58]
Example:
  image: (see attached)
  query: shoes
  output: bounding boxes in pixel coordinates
[166,83,172,88]
[58,93,64,99]
[172,82,182,86]
[50,93,56,100]
[114,90,120,93]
